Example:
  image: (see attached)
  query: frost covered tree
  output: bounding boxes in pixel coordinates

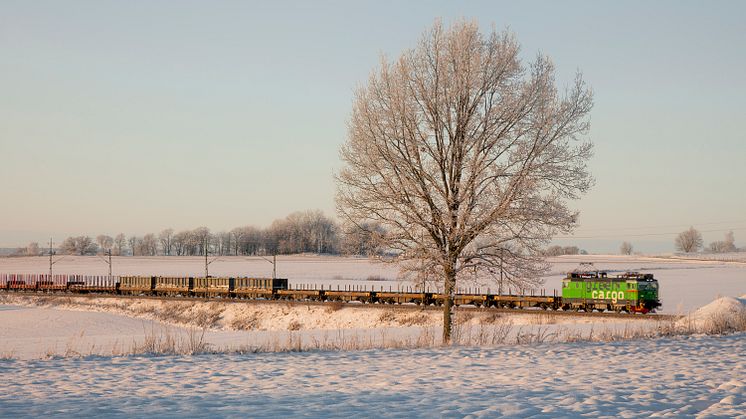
[96,235,114,253]
[141,233,158,256]
[620,241,633,255]
[192,227,211,256]
[336,20,594,342]
[127,236,137,256]
[59,236,98,255]
[159,229,174,256]
[231,226,262,255]
[172,230,191,256]
[113,233,127,256]
[265,211,339,255]
[26,242,41,256]
[708,231,736,253]
[341,222,386,256]
[675,227,703,253]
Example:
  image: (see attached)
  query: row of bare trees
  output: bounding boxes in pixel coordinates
[675,228,738,253]
[616,229,740,255]
[15,210,385,257]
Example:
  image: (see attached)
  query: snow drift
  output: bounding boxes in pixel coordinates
[680,294,746,333]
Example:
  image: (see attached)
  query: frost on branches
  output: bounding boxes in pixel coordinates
[336,20,594,341]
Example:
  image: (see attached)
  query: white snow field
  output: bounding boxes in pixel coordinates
[0,295,670,360]
[0,334,744,417]
[1,254,745,312]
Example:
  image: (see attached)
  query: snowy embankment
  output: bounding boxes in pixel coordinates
[3,292,746,360]
[1,334,744,417]
[0,293,663,359]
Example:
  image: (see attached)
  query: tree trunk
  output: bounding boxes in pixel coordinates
[443,265,456,344]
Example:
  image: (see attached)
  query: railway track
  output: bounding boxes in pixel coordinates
[0,290,679,321]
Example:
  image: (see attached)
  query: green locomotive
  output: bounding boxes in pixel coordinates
[561,269,661,313]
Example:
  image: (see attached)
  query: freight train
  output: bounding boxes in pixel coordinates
[0,269,661,313]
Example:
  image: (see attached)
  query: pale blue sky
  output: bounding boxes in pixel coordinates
[1,0,745,252]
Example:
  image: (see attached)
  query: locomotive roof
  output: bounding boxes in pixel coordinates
[565,272,655,281]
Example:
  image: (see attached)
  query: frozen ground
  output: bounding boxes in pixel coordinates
[1,254,744,312]
[1,334,744,417]
[0,296,664,360]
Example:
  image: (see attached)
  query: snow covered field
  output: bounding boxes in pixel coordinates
[1,334,744,417]
[1,254,744,312]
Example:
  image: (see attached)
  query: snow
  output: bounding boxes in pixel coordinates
[0,296,661,360]
[1,254,745,312]
[681,294,746,331]
[0,334,744,417]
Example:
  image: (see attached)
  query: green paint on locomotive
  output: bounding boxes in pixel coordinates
[561,271,661,312]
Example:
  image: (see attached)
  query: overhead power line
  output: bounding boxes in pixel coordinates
[557,226,746,240]
[569,219,746,234]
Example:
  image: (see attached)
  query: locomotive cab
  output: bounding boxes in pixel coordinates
[635,277,661,312]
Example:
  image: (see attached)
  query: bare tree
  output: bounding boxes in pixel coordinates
[341,222,386,256]
[158,229,174,256]
[59,236,98,255]
[127,236,138,256]
[543,245,581,256]
[192,227,211,256]
[237,226,263,255]
[113,233,127,256]
[675,226,703,253]
[26,242,41,256]
[620,241,633,255]
[96,235,114,254]
[708,230,736,253]
[172,230,191,256]
[264,211,339,255]
[336,20,593,342]
[217,231,231,256]
[142,233,158,256]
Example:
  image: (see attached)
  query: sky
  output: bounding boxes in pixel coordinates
[1,0,745,253]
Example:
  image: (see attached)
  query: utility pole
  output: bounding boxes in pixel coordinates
[97,248,113,278]
[49,238,53,278]
[499,247,504,295]
[204,240,220,278]
[257,254,277,279]
[48,238,65,279]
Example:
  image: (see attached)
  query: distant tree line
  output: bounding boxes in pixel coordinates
[541,246,587,256]
[674,227,739,254]
[13,210,386,257]
[613,228,741,255]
